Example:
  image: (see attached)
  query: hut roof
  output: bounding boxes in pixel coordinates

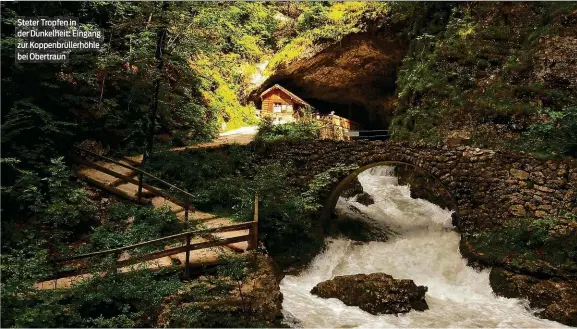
[259,84,312,108]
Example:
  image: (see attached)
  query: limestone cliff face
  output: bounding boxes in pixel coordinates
[255,3,577,154]
[253,23,409,129]
[392,2,577,154]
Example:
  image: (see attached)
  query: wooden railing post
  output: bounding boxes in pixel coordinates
[184,232,191,278]
[52,261,59,289]
[183,200,190,278]
[113,251,120,274]
[248,193,259,250]
[184,201,189,224]
[137,172,144,202]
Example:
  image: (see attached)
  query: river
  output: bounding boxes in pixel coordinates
[280,166,566,328]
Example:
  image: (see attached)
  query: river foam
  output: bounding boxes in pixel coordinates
[280,166,566,328]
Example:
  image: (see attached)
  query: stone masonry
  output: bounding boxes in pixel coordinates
[251,139,577,234]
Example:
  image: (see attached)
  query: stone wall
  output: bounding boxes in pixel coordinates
[252,139,577,234]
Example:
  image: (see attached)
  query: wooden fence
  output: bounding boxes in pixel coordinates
[60,147,260,279]
[73,145,196,223]
[54,218,259,278]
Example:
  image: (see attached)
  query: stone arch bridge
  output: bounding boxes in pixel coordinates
[248,140,577,234]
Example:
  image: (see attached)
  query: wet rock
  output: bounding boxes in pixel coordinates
[355,192,374,206]
[341,178,364,199]
[509,204,527,217]
[310,273,428,315]
[510,169,530,180]
[333,210,394,242]
[160,253,283,327]
[490,268,577,326]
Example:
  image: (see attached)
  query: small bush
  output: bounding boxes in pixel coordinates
[2,267,181,328]
[254,117,319,142]
[74,203,183,256]
[516,107,577,157]
[468,214,577,274]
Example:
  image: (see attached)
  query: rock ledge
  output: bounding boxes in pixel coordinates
[310,273,428,315]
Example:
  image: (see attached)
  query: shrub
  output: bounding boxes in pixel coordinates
[254,116,319,142]
[468,214,577,274]
[1,157,94,246]
[516,107,577,157]
[72,203,183,257]
[2,267,182,328]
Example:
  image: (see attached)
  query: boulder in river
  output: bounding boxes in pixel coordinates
[355,192,375,206]
[341,177,364,199]
[490,267,577,326]
[310,273,428,315]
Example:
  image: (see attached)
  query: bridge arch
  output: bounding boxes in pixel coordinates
[321,161,459,231]
[253,139,576,235]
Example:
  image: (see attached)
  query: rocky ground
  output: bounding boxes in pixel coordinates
[158,253,284,328]
[461,213,577,326]
[490,268,577,327]
[310,273,428,315]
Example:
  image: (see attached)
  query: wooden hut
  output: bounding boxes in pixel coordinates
[258,84,312,123]
[257,84,361,140]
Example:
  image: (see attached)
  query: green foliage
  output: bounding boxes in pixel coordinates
[145,145,255,213]
[267,2,389,73]
[469,214,577,274]
[2,268,182,328]
[302,164,360,212]
[390,2,577,156]
[255,116,320,142]
[73,203,182,257]
[2,157,94,245]
[1,237,53,316]
[145,146,325,266]
[515,107,577,157]
[296,3,330,33]
[1,100,77,168]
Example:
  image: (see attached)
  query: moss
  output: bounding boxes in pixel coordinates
[391,2,577,155]
[266,2,390,74]
[467,215,577,277]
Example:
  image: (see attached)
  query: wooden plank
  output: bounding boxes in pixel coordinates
[73,146,194,201]
[77,173,151,205]
[110,171,139,187]
[122,156,143,166]
[75,157,194,211]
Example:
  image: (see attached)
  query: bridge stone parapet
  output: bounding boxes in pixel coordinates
[252,139,577,234]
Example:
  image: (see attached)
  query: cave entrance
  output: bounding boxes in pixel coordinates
[303,98,393,141]
[305,99,370,128]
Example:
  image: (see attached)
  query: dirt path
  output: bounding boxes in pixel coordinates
[36,136,255,290]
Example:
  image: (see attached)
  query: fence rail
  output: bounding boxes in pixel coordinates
[66,147,261,279]
[320,124,392,141]
[73,145,195,221]
[57,221,256,262]
[54,219,258,276]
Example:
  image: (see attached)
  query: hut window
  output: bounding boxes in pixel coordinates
[273,103,282,113]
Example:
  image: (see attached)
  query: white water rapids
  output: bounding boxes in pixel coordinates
[280,166,566,328]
